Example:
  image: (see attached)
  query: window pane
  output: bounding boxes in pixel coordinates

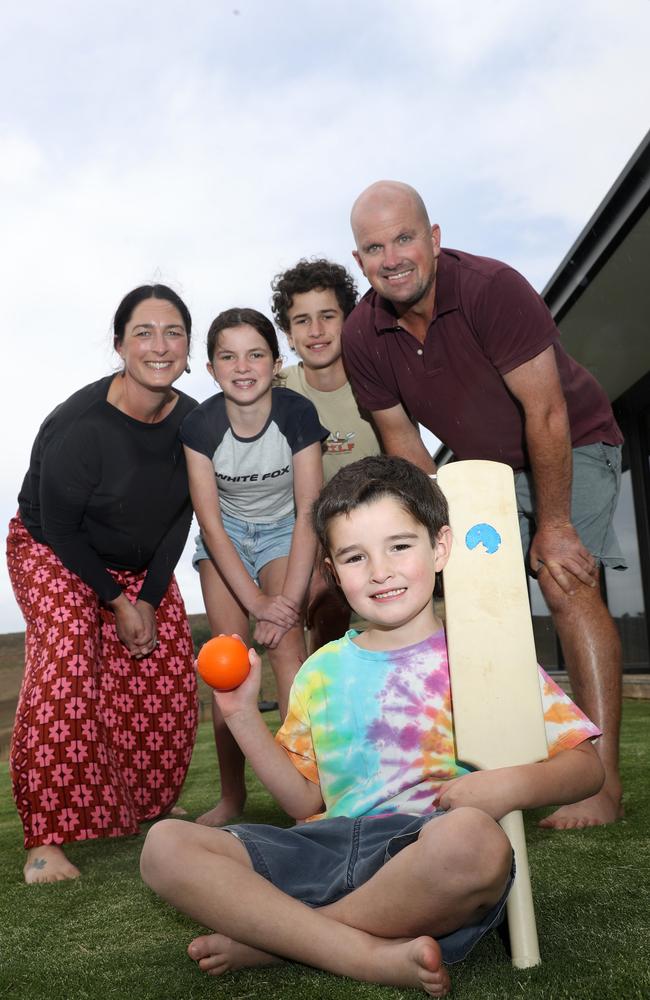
[605,468,648,672]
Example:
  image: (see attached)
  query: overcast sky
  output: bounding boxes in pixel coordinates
[2,0,649,632]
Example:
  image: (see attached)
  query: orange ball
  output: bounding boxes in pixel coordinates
[197,635,250,691]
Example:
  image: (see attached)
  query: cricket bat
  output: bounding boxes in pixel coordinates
[436,460,547,969]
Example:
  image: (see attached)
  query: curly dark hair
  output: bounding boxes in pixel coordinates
[271,258,358,333]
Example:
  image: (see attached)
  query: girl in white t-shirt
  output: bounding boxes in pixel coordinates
[181,307,327,826]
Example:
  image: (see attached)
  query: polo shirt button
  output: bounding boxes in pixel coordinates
[417,349,423,356]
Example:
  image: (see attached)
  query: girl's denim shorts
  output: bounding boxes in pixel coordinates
[192,511,295,582]
[226,811,514,966]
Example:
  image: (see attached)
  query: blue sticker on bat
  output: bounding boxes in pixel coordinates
[465,523,501,555]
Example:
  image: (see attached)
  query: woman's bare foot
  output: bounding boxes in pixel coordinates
[195,796,245,827]
[188,932,281,975]
[24,845,80,884]
[539,787,624,830]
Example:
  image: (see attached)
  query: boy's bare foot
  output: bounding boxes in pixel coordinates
[539,787,624,830]
[187,932,449,994]
[377,937,450,996]
[24,845,80,884]
[188,932,281,975]
[195,796,246,827]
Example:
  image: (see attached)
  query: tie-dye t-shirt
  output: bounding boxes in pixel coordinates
[276,628,601,820]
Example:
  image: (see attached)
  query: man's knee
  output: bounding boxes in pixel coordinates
[537,565,607,619]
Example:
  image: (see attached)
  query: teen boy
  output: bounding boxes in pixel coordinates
[271,259,381,650]
[141,456,603,996]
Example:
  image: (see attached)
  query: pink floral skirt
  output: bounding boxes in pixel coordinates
[7,515,198,849]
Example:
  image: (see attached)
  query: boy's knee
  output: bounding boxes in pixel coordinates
[140,818,186,888]
[422,808,511,887]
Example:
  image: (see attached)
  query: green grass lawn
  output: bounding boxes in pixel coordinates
[1,702,649,1000]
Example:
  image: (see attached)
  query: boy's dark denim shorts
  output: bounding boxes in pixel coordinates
[226,812,514,965]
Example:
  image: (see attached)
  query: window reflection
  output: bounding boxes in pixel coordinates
[605,468,649,671]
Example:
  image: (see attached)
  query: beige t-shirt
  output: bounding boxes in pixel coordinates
[282,364,381,482]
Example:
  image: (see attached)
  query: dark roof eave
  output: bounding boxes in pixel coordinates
[542,130,650,324]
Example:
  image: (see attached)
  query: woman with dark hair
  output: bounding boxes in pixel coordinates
[7,284,199,883]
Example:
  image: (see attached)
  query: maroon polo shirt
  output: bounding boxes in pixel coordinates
[342,248,622,470]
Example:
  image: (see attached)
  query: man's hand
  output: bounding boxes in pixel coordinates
[529,523,597,595]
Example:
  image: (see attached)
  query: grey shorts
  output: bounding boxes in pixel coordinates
[226,812,514,966]
[515,442,627,570]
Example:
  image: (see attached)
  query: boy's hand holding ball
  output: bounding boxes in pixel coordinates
[197,635,261,717]
[197,635,251,690]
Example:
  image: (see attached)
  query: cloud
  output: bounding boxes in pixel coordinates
[1,0,649,630]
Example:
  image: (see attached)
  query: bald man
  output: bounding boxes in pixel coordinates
[342,180,625,830]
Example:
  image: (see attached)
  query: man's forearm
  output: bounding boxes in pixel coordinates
[374,414,436,474]
[524,405,572,527]
[388,434,437,475]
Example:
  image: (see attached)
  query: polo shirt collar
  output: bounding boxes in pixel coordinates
[372,248,460,332]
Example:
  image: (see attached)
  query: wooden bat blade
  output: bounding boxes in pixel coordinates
[438,460,546,968]
[437,460,547,772]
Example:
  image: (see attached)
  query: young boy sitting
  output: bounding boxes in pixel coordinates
[140,455,603,996]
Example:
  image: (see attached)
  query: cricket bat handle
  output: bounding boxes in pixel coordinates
[500,810,541,968]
